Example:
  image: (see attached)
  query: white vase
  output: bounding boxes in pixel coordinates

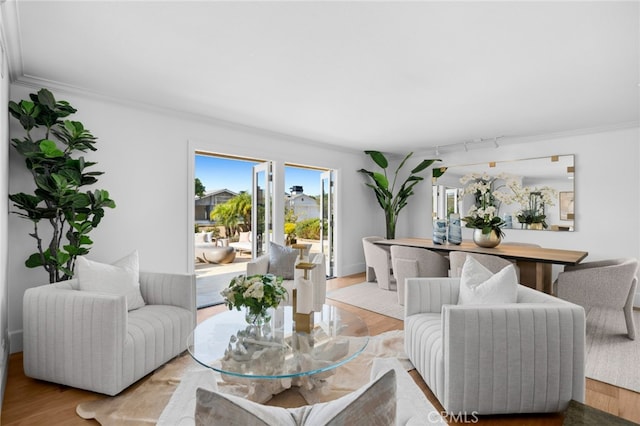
[473,229,501,248]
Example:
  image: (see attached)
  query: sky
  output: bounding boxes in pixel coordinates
[195,155,322,196]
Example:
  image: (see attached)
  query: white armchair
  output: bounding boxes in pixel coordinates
[23,271,196,396]
[247,252,327,311]
[404,277,585,415]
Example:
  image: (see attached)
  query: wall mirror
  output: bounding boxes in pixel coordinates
[432,154,575,232]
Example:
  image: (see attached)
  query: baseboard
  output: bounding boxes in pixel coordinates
[338,262,366,278]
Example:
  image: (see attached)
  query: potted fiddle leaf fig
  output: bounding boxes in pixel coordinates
[358,151,441,239]
[8,88,116,283]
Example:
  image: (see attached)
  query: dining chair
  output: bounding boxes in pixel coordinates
[449,251,520,281]
[362,236,395,290]
[556,258,638,340]
[390,245,449,305]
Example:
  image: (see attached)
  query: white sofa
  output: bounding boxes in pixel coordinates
[404,277,586,415]
[23,271,196,396]
[247,252,326,311]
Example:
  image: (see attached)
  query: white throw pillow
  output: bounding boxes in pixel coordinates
[458,255,518,305]
[194,369,396,426]
[268,242,298,280]
[76,250,146,311]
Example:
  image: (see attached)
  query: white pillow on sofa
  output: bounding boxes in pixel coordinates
[76,250,146,311]
[458,255,518,305]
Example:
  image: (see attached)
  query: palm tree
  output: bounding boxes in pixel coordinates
[228,192,251,231]
[211,203,238,237]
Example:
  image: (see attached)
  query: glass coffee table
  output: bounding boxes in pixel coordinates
[187,304,369,402]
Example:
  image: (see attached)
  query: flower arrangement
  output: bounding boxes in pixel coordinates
[221,274,288,320]
[508,184,557,229]
[460,173,514,238]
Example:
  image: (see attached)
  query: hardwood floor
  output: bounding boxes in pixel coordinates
[2,273,639,425]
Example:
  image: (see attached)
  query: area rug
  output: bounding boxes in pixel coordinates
[584,308,640,393]
[76,330,412,425]
[327,281,403,320]
[195,272,231,308]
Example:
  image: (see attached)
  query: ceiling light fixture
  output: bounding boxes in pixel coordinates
[435,146,440,156]
[463,142,468,152]
[494,137,499,148]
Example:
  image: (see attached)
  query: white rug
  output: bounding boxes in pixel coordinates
[327,281,404,320]
[584,308,640,393]
[196,272,233,308]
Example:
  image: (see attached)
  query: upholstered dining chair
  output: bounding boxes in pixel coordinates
[362,236,395,290]
[449,251,520,281]
[556,258,638,340]
[390,245,449,305]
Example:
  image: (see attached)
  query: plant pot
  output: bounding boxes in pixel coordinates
[473,229,501,248]
[530,222,544,230]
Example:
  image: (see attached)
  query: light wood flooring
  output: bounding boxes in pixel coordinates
[1,273,639,425]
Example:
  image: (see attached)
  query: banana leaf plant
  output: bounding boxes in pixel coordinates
[358,151,441,239]
[8,88,116,283]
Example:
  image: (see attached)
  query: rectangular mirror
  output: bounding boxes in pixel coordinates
[433,155,575,232]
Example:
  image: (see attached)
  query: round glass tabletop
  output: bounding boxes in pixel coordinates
[187,304,369,379]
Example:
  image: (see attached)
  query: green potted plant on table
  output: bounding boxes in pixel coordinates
[8,88,115,283]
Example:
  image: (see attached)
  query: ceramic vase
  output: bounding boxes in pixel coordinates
[433,219,447,244]
[448,214,462,245]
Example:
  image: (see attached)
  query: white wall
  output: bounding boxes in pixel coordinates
[0,21,10,410]
[6,83,383,353]
[405,127,640,302]
[8,82,638,353]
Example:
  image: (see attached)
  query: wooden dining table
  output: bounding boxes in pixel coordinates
[375,238,589,294]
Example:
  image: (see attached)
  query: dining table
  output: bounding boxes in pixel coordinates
[375,238,589,294]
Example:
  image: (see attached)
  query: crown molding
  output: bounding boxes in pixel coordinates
[0,0,24,83]
[11,75,364,156]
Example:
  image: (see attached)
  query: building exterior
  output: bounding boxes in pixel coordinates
[286,186,320,221]
[195,189,237,223]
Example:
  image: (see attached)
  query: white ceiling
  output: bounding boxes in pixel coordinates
[2,1,638,155]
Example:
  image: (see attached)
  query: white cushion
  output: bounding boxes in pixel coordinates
[76,250,146,311]
[194,369,396,426]
[238,231,251,242]
[458,255,518,305]
[268,242,298,280]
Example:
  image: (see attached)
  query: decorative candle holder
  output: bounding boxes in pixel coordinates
[293,261,316,334]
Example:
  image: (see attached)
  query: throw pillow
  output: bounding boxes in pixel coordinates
[76,250,146,311]
[268,242,298,280]
[238,231,251,242]
[194,369,396,426]
[458,255,518,305]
